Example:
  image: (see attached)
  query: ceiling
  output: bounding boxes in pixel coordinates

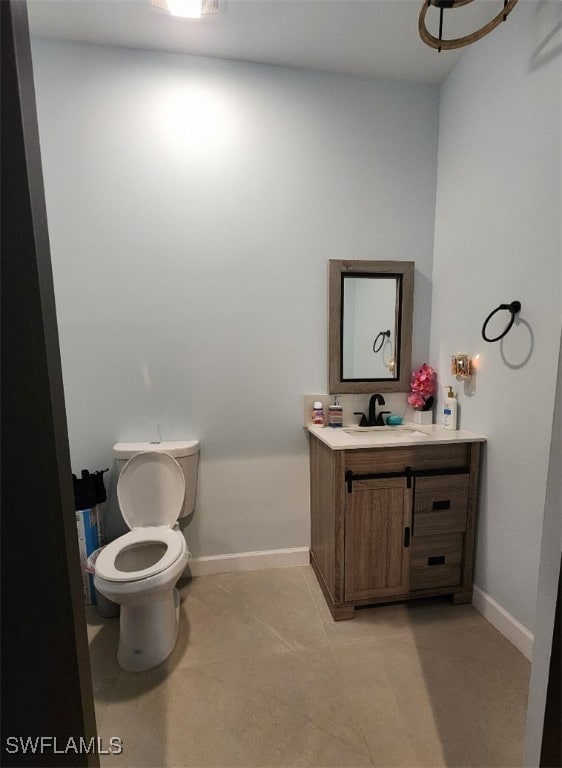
[28,0,510,84]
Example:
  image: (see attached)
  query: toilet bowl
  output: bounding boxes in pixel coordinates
[94,441,199,672]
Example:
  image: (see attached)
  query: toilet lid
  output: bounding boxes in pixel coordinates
[94,527,185,582]
[118,451,185,529]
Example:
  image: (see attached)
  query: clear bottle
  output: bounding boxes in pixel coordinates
[312,401,325,426]
[443,386,458,431]
[328,397,343,428]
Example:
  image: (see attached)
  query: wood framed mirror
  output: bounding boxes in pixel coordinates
[328,260,414,394]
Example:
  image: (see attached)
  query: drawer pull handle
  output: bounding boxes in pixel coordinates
[432,500,451,510]
[428,555,446,566]
[404,527,411,548]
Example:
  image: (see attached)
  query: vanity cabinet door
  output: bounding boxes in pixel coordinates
[344,478,411,601]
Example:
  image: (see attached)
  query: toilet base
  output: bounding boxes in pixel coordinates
[117,588,181,672]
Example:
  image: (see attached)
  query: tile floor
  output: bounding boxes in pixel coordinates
[87,566,530,767]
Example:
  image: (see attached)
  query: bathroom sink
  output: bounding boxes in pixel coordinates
[344,425,429,438]
[339,425,431,444]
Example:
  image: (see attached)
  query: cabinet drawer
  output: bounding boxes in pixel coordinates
[410,533,463,590]
[345,444,468,474]
[413,474,469,535]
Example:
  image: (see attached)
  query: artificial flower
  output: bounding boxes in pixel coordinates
[408,363,437,410]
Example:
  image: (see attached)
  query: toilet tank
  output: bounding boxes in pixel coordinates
[113,440,199,519]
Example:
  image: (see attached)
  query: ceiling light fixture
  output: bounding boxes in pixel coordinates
[419,0,518,52]
[150,0,220,19]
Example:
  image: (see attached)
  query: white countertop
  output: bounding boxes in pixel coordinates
[308,423,486,451]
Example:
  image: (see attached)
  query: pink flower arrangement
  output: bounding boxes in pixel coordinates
[407,363,437,411]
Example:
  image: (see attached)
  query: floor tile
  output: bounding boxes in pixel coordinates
[100,648,374,768]
[92,678,119,732]
[88,565,530,768]
[330,623,530,767]
[303,566,488,646]
[98,667,176,767]
[164,568,327,670]
[85,607,121,685]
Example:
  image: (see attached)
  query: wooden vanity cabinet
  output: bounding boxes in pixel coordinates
[309,435,481,620]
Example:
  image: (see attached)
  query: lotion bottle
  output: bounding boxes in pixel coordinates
[443,386,458,431]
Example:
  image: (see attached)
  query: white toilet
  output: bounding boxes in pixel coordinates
[94,440,199,672]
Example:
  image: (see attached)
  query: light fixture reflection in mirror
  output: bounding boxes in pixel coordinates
[383,345,396,374]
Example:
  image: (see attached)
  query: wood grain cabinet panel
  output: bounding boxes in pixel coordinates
[410,533,463,590]
[344,478,411,601]
[345,443,468,474]
[413,474,469,535]
[309,435,482,620]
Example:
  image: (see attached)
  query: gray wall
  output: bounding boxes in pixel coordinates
[430,1,561,633]
[31,40,439,554]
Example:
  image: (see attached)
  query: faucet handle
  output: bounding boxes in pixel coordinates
[353,412,369,427]
[378,411,392,426]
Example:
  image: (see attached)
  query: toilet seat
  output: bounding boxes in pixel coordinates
[95,527,184,583]
[118,451,185,528]
[95,451,187,583]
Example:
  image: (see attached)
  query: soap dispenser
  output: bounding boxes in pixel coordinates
[443,386,458,431]
[328,397,343,428]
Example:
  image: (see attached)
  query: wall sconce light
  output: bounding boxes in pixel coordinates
[150,0,220,19]
[451,353,477,395]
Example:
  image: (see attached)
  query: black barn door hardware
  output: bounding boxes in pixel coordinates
[404,527,411,548]
[345,465,467,492]
[345,469,405,493]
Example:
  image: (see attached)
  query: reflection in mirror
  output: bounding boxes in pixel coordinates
[342,276,398,380]
[329,260,414,394]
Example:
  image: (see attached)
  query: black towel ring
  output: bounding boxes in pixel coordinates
[373,329,390,354]
[481,301,522,343]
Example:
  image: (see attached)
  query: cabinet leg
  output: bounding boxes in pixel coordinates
[452,591,473,605]
[332,604,355,621]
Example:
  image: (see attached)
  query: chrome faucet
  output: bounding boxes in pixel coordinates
[354,394,391,427]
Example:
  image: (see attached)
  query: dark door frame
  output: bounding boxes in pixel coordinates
[1,2,98,766]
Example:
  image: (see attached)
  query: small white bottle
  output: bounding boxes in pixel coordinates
[443,386,458,431]
[312,401,325,426]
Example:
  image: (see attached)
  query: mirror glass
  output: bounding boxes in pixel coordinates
[342,275,399,380]
[329,260,414,394]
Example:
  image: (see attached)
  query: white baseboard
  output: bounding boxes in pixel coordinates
[184,547,310,577]
[472,585,534,660]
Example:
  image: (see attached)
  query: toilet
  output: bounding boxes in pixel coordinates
[94,440,199,672]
